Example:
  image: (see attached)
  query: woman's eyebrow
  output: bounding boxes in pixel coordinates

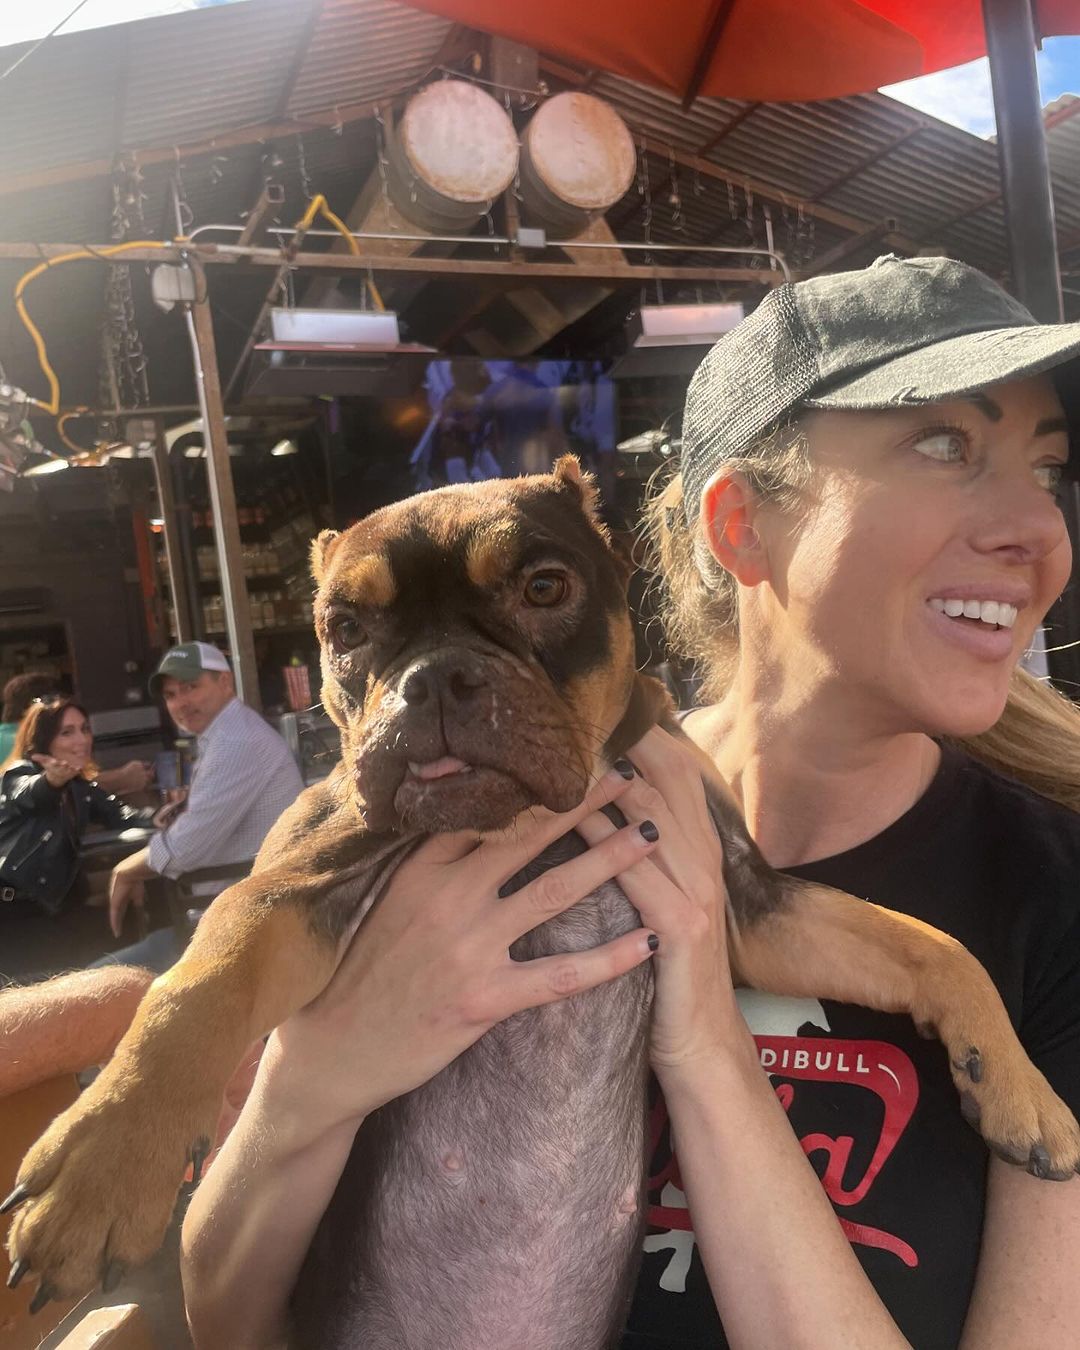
[965,393,1003,421]
[1034,416,1069,437]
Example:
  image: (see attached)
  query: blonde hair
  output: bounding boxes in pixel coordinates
[643,435,1080,815]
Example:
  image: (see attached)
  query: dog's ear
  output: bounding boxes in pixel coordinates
[310,529,342,585]
[553,454,602,522]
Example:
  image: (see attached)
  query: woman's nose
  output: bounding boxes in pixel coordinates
[971,467,1071,564]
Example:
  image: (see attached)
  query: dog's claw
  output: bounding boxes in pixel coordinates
[1029,1144,1051,1180]
[190,1134,211,1184]
[6,1258,30,1290]
[102,1260,126,1294]
[28,1283,55,1315]
[0,1185,29,1215]
[952,1047,983,1083]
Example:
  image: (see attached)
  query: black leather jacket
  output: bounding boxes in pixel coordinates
[0,761,151,915]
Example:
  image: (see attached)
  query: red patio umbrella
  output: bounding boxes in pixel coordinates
[404,0,1080,105]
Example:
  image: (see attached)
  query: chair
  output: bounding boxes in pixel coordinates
[159,861,255,952]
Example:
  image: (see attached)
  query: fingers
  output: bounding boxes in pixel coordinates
[493,927,657,1016]
[496,818,660,944]
[476,764,637,885]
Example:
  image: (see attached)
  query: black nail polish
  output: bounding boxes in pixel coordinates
[647,933,659,952]
[614,759,634,780]
[639,819,659,843]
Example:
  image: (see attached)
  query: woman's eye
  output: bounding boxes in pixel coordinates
[1035,463,1066,495]
[523,571,569,608]
[329,615,366,653]
[913,430,966,463]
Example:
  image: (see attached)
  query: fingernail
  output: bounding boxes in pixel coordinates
[639,820,659,843]
[613,759,634,780]
[647,932,659,952]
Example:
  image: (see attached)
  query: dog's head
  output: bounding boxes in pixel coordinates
[312,456,641,834]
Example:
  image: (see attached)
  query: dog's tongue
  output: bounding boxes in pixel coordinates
[408,756,471,781]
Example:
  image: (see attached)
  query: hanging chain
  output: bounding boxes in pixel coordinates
[99,155,150,416]
[668,147,684,233]
[637,137,653,248]
[296,130,313,201]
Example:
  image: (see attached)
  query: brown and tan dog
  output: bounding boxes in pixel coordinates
[5,458,1079,1345]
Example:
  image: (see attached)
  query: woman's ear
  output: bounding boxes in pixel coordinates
[699,473,770,586]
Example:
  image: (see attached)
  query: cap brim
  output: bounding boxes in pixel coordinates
[803,322,1080,414]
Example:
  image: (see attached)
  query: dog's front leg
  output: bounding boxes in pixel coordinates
[729,879,1080,1180]
[3,874,341,1306]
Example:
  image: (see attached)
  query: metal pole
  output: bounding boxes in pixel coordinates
[181,256,261,710]
[150,415,195,643]
[982,0,1063,322]
[983,0,1080,694]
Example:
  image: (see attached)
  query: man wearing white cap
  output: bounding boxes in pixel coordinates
[101,641,304,971]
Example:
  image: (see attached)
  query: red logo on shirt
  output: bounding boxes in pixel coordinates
[645,1032,921,1287]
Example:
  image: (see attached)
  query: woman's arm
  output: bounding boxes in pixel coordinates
[180,1037,366,1350]
[959,1158,1080,1348]
[582,729,908,1349]
[659,1045,908,1350]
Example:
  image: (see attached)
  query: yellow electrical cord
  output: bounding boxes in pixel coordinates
[296,193,386,311]
[14,240,174,417]
[14,195,385,451]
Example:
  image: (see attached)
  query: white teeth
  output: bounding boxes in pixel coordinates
[928,598,1019,629]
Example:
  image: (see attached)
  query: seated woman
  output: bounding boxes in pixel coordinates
[0,699,155,983]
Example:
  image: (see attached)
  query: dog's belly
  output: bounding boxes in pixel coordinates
[290,840,653,1350]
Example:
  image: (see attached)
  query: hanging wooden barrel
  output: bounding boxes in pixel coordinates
[384,80,520,232]
[519,92,636,234]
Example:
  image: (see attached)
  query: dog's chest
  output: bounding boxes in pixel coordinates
[290,841,652,1350]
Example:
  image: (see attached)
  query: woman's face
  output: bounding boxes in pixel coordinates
[751,374,1072,738]
[48,707,92,769]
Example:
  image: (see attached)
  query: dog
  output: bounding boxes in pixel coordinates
[5,457,1080,1346]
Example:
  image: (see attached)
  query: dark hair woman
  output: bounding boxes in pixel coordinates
[0,699,153,982]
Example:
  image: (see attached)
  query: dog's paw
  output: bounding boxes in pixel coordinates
[936,1025,1080,1180]
[3,1086,215,1308]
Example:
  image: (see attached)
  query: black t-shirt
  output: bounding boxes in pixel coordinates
[621,745,1080,1350]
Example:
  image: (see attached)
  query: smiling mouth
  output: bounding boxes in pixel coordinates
[927,597,1019,632]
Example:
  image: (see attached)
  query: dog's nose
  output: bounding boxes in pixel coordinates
[401,659,487,708]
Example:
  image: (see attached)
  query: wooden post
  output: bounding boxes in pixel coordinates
[182,258,260,710]
[150,416,195,643]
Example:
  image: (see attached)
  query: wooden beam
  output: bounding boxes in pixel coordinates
[0,95,408,199]
[236,184,285,248]
[696,102,761,156]
[0,241,785,285]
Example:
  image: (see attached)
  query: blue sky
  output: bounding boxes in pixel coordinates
[884,36,1080,136]
[6,3,1080,140]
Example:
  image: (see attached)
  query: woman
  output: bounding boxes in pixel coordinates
[182,255,1080,1349]
[0,699,154,980]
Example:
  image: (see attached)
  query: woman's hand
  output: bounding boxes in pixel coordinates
[575,727,743,1081]
[260,765,660,1137]
[30,752,81,789]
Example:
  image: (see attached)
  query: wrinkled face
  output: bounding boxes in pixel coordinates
[49,707,92,768]
[313,459,635,833]
[160,671,234,736]
[751,375,1072,738]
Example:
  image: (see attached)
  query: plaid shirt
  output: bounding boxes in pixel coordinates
[148,697,304,880]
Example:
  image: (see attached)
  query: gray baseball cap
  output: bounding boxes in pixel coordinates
[149,641,231,695]
[681,254,1080,522]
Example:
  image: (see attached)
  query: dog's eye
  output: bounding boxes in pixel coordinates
[523,571,568,608]
[328,615,366,653]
